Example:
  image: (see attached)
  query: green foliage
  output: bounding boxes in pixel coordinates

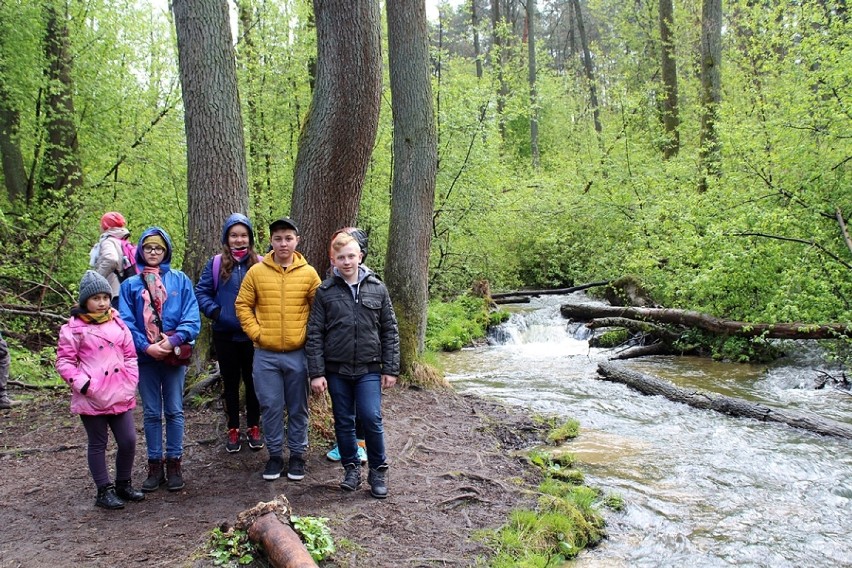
[674,329,784,363]
[290,516,335,562]
[426,295,499,352]
[207,527,256,566]
[8,343,62,387]
[546,419,581,444]
[591,329,631,349]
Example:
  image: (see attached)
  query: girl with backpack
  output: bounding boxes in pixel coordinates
[195,214,263,454]
[55,270,143,509]
[92,212,137,308]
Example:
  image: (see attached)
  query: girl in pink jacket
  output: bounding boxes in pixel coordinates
[55,271,142,510]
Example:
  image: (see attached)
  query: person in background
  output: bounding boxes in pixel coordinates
[195,213,263,453]
[324,227,370,464]
[94,212,134,308]
[236,217,321,482]
[307,231,400,499]
[119,227,200,493]
[0,332,18,409]
[55,271,142,509]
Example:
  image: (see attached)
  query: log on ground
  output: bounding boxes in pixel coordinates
[235,495,317,568]
[597,362,852,439]
[562,303,852,340]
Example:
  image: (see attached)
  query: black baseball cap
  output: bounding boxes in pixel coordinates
[269,217,299,234]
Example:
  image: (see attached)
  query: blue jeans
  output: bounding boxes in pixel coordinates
[326,372,386,470]
[253,348,309,458]
[137,361,186,460]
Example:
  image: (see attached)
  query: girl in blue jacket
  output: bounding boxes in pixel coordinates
[195,213,263,454]
[119,227,200,493]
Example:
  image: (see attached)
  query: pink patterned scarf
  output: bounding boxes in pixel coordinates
[141,265,168,343]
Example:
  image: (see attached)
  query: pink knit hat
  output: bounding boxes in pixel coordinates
[100,212,127,231]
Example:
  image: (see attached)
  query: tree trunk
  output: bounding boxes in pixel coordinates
[41,0,83,200]
[172,0,250,282]
[560,302,852,340]
[0,88,27,203]
[526,0,540,169]
[385,0,438,374]
[597,362,852,439]
[291,0,382,276]
[235,495,317,568]
[659,0,680,158]
[472,0,483,80]
[491,0,508,141]
[698,0,722,192]
[571,0,602,140]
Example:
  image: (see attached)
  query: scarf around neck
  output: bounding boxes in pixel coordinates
[141,265,168,343]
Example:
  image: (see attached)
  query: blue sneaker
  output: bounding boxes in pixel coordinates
[326,445,341,462]
[357,445,368,464]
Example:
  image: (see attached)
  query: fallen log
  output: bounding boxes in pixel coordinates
[491,280,610,300]
[597,362,852,439]
[235,495,317,568]
[562,303,852,340]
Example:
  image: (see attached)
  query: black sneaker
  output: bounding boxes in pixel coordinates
[287,454,306,481]
[263,456,284,481]
[339,463,361,492]
[368,464,389,499]
[246,426,264,450]
[226,428,242,453]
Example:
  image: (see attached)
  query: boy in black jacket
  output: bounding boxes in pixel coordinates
[306,232,400,498]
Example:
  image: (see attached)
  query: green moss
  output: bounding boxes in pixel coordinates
[426,294,504,352]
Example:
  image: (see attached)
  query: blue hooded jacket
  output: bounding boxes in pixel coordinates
[194,214,258,341]
[118,226,201,362]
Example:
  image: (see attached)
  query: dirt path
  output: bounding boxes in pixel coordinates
[0,386,547,567]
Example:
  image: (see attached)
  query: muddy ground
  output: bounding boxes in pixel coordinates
[0,384,552,567]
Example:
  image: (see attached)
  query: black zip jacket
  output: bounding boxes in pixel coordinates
[306,269,400,378]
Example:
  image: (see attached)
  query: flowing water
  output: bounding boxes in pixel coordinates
[440,294,852,568]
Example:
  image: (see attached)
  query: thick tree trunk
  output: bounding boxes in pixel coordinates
[659,0,680,158]
[0,72,27,203]
[597,362,852,439]
[291,0,382,276]
[385,0,438,372]
[561,302,852,340]
[698,0,722,191]
[173,0,250,282]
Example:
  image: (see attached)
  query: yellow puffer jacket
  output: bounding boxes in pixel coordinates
[235,252,321,352]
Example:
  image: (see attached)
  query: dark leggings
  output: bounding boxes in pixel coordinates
[213,336,259,430]
[80,411,137,488]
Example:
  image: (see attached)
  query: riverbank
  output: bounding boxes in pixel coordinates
[0,385,550,566]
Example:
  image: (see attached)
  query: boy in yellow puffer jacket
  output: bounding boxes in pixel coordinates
[235,217,321,482]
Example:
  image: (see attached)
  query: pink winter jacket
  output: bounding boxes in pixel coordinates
[55,310,139,416]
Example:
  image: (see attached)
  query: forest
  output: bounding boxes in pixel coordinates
[0,0,849,368]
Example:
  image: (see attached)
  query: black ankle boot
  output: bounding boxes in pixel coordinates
[340,463,361,492]
[166,457,185,492]
[142,459,165,492]
[115,479,145,502]
[368,464,389,499]
[95,484,125,510]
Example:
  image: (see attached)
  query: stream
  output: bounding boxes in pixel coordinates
[439,294,852,568]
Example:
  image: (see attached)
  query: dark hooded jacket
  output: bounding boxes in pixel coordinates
[306,266,400,378]
[195,213,258,341]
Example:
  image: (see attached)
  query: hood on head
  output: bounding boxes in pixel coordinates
[221,213,255,247]
[136,226,174,270]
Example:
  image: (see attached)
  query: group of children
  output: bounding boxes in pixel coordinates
[55,212,399,509]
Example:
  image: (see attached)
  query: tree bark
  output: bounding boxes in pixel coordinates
[597,362,852,439]
[659,0,680,158]
[472,0,483,80]
[698,0,722,192]
[526,0,540,169]
[172,0,250,282]
[490,280,609,300]
[291,0,382,276]
[385,0,438,372]
[491,0,508,140]
[0,59,27,203]
[41,0,83,200]
[560,302,852,340]
[571,0,602,140]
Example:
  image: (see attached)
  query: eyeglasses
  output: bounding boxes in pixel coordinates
[143,246,165,254]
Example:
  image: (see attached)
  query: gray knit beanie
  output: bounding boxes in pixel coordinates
[78,270,112,309]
